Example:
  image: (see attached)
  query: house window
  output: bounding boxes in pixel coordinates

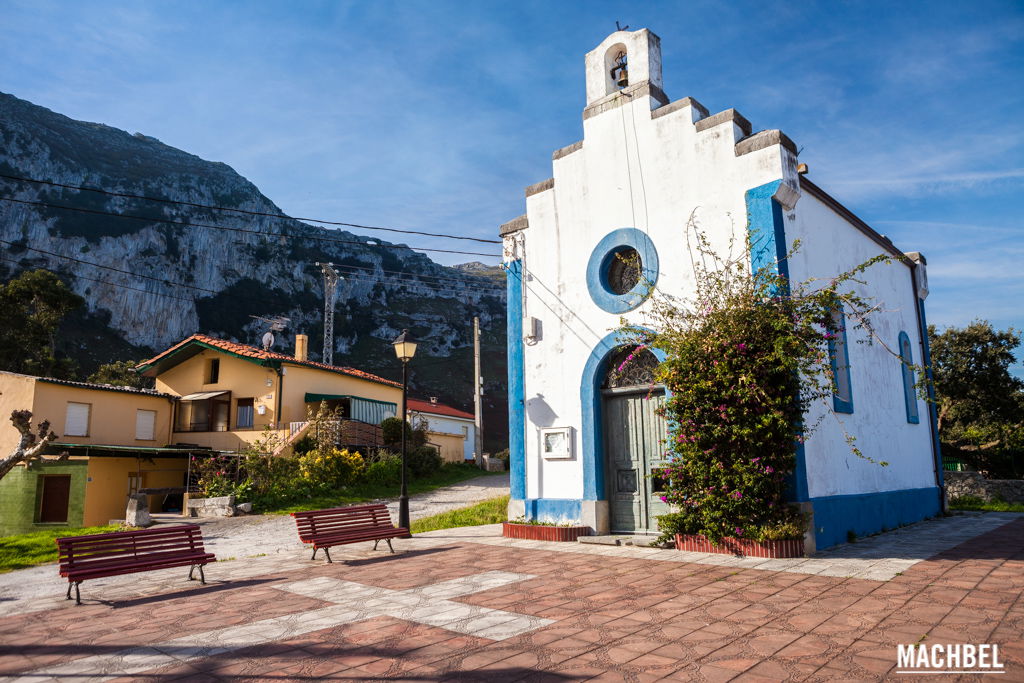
[64,402,91,437]
[175,393,231,432]
[899,331,920,424]
[827,307,854,413]
[236,398,254,429]
[205,358,220,384]
[38,475,71,523]
[135,409,157,440]
[461,425,469,438]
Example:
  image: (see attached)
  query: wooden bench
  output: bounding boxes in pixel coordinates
[56,524,216,605]
[291,503,408,563]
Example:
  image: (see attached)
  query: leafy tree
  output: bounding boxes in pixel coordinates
[0,269,83,379]
[929,321,1024,473]
[87,360,153,389]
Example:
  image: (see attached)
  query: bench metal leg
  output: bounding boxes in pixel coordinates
[373,539,379,550]
[66,582,73,600]
[189,564,206,584]
[323,547,332,564]
[69,582,81,605]
[386,538,395,554]
[311,547,317,560]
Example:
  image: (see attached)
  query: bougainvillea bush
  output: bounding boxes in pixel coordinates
[621,221,891,545]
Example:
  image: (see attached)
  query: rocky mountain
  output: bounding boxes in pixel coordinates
[0,92,508,451]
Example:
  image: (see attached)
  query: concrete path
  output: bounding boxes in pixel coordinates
[0,511,1021,681]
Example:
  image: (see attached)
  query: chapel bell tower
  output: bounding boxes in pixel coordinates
[584,29,664,108]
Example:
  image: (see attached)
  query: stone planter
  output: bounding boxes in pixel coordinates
[675,533,803,558]
[502,522,590,542]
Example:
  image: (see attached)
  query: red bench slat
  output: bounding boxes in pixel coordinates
[55,524,215,603]
[291,503,406,561]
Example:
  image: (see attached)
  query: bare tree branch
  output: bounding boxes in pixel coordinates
[0,410,61,480]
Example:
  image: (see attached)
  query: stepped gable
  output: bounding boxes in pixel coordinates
[138,333,401,388]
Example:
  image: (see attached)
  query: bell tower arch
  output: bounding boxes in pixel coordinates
[585,28,663,107]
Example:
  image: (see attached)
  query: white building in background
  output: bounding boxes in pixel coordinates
[499,28,942,550]
[407,398,476,463]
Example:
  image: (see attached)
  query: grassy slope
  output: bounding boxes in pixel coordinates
[411,495,510,534]
[948,496,1024,513]
[0,524,132,573]
[263,464,504,515]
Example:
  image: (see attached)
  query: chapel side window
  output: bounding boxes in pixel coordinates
[827,307,854,414]
[898,331,919,424]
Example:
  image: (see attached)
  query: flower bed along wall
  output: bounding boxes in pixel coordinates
[675,534,803,558]
[502,522,590,542]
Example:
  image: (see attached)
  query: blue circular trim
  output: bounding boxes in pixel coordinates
[585,228,659,313]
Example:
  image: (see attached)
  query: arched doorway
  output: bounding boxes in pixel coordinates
[601,348,669,533]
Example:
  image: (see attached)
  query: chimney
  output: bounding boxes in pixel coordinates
[295,334,308,361]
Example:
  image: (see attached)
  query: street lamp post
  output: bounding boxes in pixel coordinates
[392,329,417,533]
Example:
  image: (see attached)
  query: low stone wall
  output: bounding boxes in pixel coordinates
[945,471,1024,503]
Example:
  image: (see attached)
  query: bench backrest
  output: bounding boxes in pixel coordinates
[57,525,207,571]
[291,503,396,541]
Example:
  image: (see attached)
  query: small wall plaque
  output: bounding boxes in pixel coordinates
[540,427,574,459]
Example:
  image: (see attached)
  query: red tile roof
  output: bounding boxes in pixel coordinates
[138,334,402,388]
[407,398,474,420]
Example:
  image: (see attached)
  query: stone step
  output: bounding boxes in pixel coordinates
[578,534,660,547]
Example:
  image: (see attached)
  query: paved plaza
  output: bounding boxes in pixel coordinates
[0,512,1021,681]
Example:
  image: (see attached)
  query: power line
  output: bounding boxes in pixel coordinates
[0,173,502,245]
[327,269,505,299]
[330,265,505,295]
[0,197,502,258]
[0,239,217,294]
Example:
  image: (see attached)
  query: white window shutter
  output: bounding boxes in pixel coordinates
[136,410,157,440]
[64,403,90,436]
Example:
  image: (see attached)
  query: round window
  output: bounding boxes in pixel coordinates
[585,228,659,314]
[606,247,641,294]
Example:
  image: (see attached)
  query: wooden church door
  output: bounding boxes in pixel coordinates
[601,349,669,534]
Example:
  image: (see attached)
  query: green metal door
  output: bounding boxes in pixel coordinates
[603,389,668,533]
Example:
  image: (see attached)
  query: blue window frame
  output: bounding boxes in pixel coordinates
[827,307,853,413]
[898,331,920,424]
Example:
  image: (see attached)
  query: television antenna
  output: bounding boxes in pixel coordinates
[249,314,291,351]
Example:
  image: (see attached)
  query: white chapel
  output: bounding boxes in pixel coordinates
[499,28,942,550]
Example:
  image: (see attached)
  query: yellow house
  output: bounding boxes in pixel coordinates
[0,371,202,534]
[136,333,404,453]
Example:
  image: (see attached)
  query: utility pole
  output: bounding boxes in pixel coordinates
[473,317,484,468]
[316,262,341,365]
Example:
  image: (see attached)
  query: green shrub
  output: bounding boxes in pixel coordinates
[292,435,316,455]
[381,417,428,449]
[408,445,442,477]
[364,455,402,486]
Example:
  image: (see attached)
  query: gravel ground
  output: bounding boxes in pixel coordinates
[140,473,508,560]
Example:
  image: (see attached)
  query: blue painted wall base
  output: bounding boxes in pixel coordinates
[810,487,941,550]
[521,498,582,524]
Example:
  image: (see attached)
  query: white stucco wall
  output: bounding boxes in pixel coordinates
[507,31,800,503]
[785,194,936,498]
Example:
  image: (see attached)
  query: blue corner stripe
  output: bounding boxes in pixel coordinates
[745,180,791,290]
[585,228,660,313]
[524,498,582,523]
[506,259,526,501]
[580,330,667,501]
[746,179,807,502]
[810,487,941,550]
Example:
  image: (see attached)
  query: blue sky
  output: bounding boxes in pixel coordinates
[2,0,1022,363]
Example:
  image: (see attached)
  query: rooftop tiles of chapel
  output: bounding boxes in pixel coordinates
[1,516,1021,681]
